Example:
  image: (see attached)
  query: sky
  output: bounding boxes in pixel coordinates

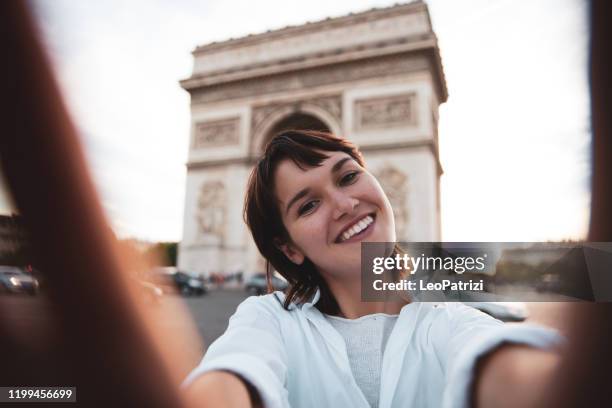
[1,0,589,242]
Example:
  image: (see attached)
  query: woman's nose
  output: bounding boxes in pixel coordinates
[331,192,359,220]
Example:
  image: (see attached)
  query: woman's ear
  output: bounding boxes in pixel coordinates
[274,238,305,265]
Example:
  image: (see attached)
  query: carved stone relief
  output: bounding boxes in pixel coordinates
[193,117,240,149]
[191,54,429,104]
[308,95,342,122]
[251,104,280,135]
[191,11,429,75]
[251,94,342,135]
[354,93,417,131]
[375,165,409,238]
[196,181,227,240]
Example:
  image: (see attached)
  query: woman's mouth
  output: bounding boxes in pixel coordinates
[336,214,376,243]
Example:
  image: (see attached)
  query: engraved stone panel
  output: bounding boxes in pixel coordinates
[309,95,342,122]
[251,94,342,135]
[354,93,417,131]
[196,181,227,240]
[191,54,429,104]
[251,104,280,134]
[193,117,240,149]
[375,165,409,238]
[192,7,430,75]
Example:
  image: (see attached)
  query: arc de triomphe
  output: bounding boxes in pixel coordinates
[178,1,447,277]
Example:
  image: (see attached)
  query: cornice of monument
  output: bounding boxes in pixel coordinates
[183,49,448,105]
[191,1,426,55]
[180,1,448,103]
[181,35,436,88]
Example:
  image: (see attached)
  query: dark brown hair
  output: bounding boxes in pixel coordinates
[243,130,365,313]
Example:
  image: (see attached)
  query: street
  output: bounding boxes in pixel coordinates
[146,288,250,376]
[181,288,249,348]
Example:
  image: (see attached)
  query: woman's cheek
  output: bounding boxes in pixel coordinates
[305,213,329,248]
[290,215,326,250]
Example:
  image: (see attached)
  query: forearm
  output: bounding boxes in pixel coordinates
[474,344,561,408]
[185,370,261,408]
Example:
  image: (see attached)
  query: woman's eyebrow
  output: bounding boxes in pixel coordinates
[285,157,352,215]
[285,188,310,215]
[331,157,352,173]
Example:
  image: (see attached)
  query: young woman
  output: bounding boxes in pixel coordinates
[184,131,562,408]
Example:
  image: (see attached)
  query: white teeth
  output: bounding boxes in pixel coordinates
[339,215,374,242]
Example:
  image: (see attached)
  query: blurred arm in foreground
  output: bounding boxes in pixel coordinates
[0,2,202,407]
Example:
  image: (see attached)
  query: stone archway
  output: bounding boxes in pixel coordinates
[257,112,331,157]
[269,112,330,135]
[252,112,331,161]
[250,96,343,157]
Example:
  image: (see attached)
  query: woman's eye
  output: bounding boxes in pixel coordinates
[339,171,360,186]
[298,200,319,216]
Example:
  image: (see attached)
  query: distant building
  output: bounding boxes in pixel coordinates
[178,1,448,277]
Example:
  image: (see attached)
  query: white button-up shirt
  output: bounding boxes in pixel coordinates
[184,291,561,408]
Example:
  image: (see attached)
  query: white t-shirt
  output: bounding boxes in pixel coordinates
[326,313,398,408]
[183,290,562,408]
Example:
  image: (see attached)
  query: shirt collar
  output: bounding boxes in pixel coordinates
[280,287,321,311]
[287,287,416,315]
[303,287,321,308]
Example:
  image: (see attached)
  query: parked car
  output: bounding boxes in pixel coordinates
[245,273,288,296]
[147,267,207,296]
[0,266,39,295]
[172,270,207,296]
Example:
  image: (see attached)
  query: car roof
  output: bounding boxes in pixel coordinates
[0,266,24,274]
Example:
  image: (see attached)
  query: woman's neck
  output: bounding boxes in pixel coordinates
[323,274,408,319]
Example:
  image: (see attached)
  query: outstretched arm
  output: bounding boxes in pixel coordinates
[181,296,290,408]
[473,344,560,408]
[185,371,263,408]
[437,303,563,408]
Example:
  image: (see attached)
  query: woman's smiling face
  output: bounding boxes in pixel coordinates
[274,150,396,279]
